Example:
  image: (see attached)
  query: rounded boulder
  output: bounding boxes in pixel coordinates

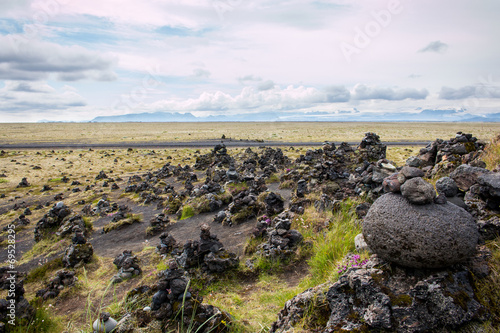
[363,193,478,268]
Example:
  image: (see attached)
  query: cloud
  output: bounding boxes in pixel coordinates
[439,86,476,100]
[238,75,262,84]
[0,81,87,113]
[149,84,350,112]
[351,84,428,101]
[0,35,117,81]
[192,68,211,79]
[324,85,350,102]
[419,41,448,53]
[439,85,500,99]
[257,80,275,91]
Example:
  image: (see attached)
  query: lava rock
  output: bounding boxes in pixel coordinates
[400,177,436,205]
[450,164,490,191]
[363,193,478,268]
[435,176,459,197]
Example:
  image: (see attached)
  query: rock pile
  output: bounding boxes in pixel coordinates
[147,213,170,235]
[111,251,142,284]
[157,232,178,255]
[176,224,239,273]
[0,268,33,324]
[271,255,487,332]
[36,270,77,300]
[62,227,94,267]
[57,215,87,237]
[34,201,72,241]
[151,260,231,332]
[4,214,30,231]
[357,132,387,161]
[414,132,485,177]
[255,211,303,262]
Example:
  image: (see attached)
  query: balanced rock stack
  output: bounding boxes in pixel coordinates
[364,175,478,268]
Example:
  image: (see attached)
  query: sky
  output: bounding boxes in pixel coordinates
[0,0,499,122]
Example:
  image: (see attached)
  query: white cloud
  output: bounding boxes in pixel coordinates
[149,84,350,112]
[0,81,87,113]
[0,35,117,81]
[439,85,500,100]
[419,41,448,53]
[351,84,428,101]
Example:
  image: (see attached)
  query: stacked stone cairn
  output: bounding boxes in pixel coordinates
[157,232,178,256]
[36,270,77,300]
[62,226,94,268]
[254,211,303,262]
[111,250,142,284]
[150,260,231,332]
[34,201,71,241]
[175,224,239,273]
[0,268,33,326]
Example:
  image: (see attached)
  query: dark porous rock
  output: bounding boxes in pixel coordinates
[436,176,459,197]
[400,166,424,179]
[157,232,178,255]
[324,259,484,332]
[450,164,490,191]
[382,173,400,193]
[203,251,239,273]
[477,215,500,241]
[405,156,422,168]
[371,166,392,184]
[296,179,308,198]
[62,242,94,267]
[270,284,329,333]
[271,256,486,333]
[477,173,500,211]
[36,270,77,300]
[400,177,436,205]
[354,202,371,219]
[264,192,285,216]
[17,177,30,188]
[434,193,447,204]
[363,193,478,268]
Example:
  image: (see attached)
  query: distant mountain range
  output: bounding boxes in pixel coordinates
[89,109,500,122]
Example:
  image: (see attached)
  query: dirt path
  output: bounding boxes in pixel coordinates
[90,183,292,259]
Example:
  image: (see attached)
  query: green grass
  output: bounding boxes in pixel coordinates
[6,300,63,333]
[25,257,64,284]
[483,135,500,170]
[102,213,142,233]
[0,179,7,184]
[180,205,195,220]
[20,235,70,265]
[303,198,362,285]
[473,239,500,331]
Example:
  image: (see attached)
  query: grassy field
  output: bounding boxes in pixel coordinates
[0,122,498,144]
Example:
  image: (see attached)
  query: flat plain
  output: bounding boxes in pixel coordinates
[0,122,498,145]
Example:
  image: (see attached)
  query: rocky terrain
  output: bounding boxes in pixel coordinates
[0,131,499,332]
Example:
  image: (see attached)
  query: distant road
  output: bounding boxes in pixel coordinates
[0,139,429,149]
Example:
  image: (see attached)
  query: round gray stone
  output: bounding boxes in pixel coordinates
[400,177,436,205]
[363,193,478,268]
[435,176,459,197]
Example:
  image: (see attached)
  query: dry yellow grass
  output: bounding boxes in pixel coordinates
[0,122,498,144]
